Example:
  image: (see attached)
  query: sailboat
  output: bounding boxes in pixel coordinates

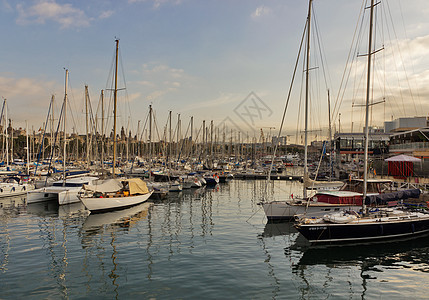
[79,39,152,213]
[295,0,429,244]
[260,0,362,221]
[27,69,99,205]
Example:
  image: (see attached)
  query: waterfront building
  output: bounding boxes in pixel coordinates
[389,127,429,159]
[334,129,390,163]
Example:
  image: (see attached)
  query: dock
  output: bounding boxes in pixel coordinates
[233,173,302,181]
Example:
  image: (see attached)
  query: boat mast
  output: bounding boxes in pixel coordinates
[303,0,312,199]
[101,89,104,169]
[50,95,55,163]
[190,116,193,158]
[85,85,90,169]
[177,114,181,160]
[10,119,13,164]
[126,116,130,164]
[169,110,172,161]
[63,68,68,184]
[327,89,332,181]
[113,39,119,178]
[363,0,376,213]
[149,104,152,160]
[26,120,29,174]
[5,99,8,167]
[0,101,4,164]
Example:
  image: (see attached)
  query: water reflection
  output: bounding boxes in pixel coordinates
[291,234,429,299]
[26,201,88,218]
[79,202,153,299]
[0,195,26,216]
[261,222,298,238]
[82,202,152,231]
[25,201,80,298]
[0,196,26,273]
[295,234,429,271]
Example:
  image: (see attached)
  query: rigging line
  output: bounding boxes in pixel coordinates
[85,86,97,134]
[177,117,191,161]
[152,111,162,143]
[118,45,135,135]
[45,99,65,183]
[265,17,307,199]
[193,123,202,143]
[396,0,422,114]
[381,2,407,117]
[332,0,366,123]
[312,9,331,91]
[94,91,102,133]
[385,0,417,116]
[380,4,407,117]
[103,46,118,137]
[295,59,305,148]
[34,98,53,175]
[64,74,79,134]
[139,110,150,142]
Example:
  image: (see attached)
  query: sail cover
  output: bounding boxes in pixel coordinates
[83,179,123,193]
[365,189,421,205]
[124,178,149,195]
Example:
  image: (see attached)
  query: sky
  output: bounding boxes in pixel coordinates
[1,0,429,144]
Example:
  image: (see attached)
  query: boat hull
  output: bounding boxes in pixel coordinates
[262,200,361,221]
[0,183,34,198]
[204,177,219,186]
[80,192,153,213]
[27,186,82,205]
[296,213,429,244]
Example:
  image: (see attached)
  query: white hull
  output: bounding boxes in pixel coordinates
[262,200,362,221]
[80,191,153,213]
[169,183,183,192]
[27,186,83,205]
[27,176,99,205]
[0,183,34,198]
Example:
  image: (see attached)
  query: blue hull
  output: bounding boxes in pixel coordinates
[296,215,429,244]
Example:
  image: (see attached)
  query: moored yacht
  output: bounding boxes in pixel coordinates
[0,176,35,197]
[27,176,99,205]
[79,178,153,213]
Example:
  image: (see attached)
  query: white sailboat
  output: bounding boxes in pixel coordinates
[79,39,152,213]
[260,0,359,221]
[27,69,99,205]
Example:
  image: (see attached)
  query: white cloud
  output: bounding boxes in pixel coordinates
[251,5,271,19]
[179,93,239,113]
[128,0,182,9]
[332,34,429,132]
[2,0,12,12]
[0,75,58,124]
[127,92,141,102]
[16,0,90,29]
[99,10,114,20]
[135,63,189,101]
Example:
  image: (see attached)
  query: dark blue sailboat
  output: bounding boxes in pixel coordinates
[295,0,429,244]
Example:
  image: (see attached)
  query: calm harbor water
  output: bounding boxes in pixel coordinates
[1,180,429,299]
